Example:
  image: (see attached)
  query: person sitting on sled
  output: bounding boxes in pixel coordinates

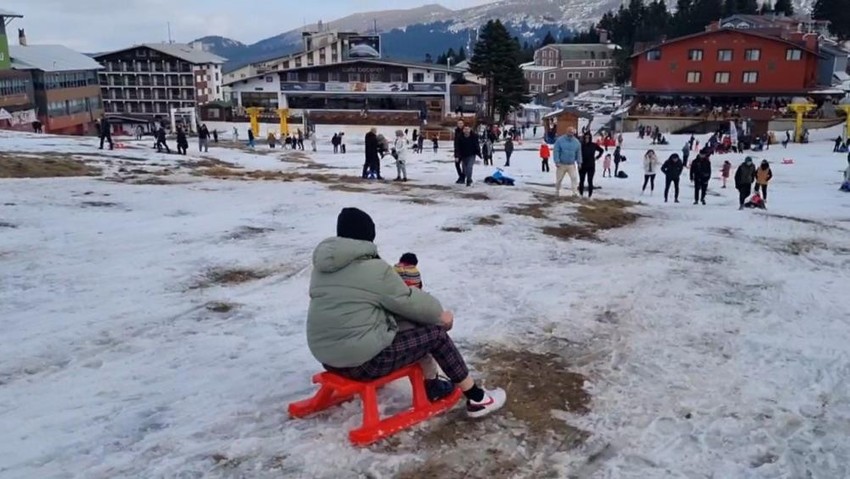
[744,192,766,209]
[306,208,507,417]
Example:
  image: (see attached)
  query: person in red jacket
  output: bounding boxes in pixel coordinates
[539,143,551,172]
[721,160,732,189]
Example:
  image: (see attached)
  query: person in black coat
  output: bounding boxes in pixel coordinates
[504,137,514,167]
[689,151,712,205]
[613,145,624,177]
[734,157,756,209]
[660,153,684,203]
[176,126,188,155]
[97,118,114,150]
[453,120,465,183]
[155,126,170,153]
[579,132,604,197]
[363,127,381,179]
[455,126,481,187]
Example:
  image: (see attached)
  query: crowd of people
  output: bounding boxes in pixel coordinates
[631,99,831,120]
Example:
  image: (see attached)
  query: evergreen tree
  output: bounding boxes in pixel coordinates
[759,1,773,14]
[542,31,557,46]
[469,20,527,120]
[723,0,738,15]
[672,0,696,36]
[773,0,794,15]
[691,0,724,33]
[814,0,850,40]
[736,0,759,14]
[457,45,467,62]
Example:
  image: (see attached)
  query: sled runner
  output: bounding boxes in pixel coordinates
[288,363,463,446]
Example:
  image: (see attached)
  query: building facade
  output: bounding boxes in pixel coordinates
[0,8,36,131]
[226,59,463,117]
[631,28,822,95]
[223,29,379,85]
[93,44,225,123]
[9,36,103,135]
[523,42,619,95]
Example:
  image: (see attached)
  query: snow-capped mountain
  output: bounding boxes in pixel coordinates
[199,0,817,70]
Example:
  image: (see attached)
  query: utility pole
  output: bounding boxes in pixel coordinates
[167,22,172,44]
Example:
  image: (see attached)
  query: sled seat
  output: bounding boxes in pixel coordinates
[287,363,463,446]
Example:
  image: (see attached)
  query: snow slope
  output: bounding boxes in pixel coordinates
[1,126,849,478]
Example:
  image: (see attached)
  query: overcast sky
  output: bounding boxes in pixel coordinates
[3,0,494,52]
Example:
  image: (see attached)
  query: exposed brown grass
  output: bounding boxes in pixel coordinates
[205,302,237,313]
[475,214,502,226]
[441,226,469,233]
[80,201,119,208]
[403,197,439,205]
[182,157,239,169]
[461,192,490,201]
[541,224,598,241]
[0,153,102,178]
[225,226,274,240]
[191,267,270,289]
[507,202,550,219]
[195,166,347,184]
[542,199,639,242]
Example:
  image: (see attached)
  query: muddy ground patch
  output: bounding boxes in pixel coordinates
[543,199,639,242]
[391,348,590,479]
[475,214,502,226]
[0,152,102,178]
[190,267,271,289]
[224,225,274,241]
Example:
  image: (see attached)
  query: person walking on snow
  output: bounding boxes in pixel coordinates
[97,118,114,150]
[834,136,843,153]
[155,125,170,153]
[682,142,691,167]
[734,157,756,210]
[552,127,581,197]
[504,137,514,167]
[579,132,604,198]
[198,124,210,152]
[310,132,317,152]
[392,129,409,182]
[661,153,684,203]
[247,128,255,148]
[363,127,382,180]
[539,142,551,172]
[642,149,660,194]
[453,120,465,183]
[456,126,481,187]
[613,145,624,177]
[754,159,773,202]
[176,126,188,155]
[841,156,850,191]
[721,160,732,188]
[602,153,613,178]
[690,151,712,205]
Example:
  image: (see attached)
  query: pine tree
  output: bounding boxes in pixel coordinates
[773,0,794,15]
[542,31,557,46]
[759,1,773,14]
[723,0,738,15]
[469,20,527,120]
[814,0,850,40]
[736,0,759,14]
[456,45,467,62]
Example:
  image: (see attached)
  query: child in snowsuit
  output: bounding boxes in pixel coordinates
[721,160,732,188]
[539,143,551,172]
[602,153,613,178]
[394,253,422,289]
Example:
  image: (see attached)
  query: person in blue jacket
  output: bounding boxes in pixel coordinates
[553,126,582,197]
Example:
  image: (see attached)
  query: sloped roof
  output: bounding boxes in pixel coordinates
[10,44,103,72]
[631,28,822,58]
[94,43,226,64]
[542,43,620,60]
[0,8,23,17]
[226,58,463,86]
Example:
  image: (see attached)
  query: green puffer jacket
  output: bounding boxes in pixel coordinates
[306,237,443,368]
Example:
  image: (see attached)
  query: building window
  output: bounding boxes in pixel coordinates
[745,49,761,61]
[687,71,702,83]
[530,84,538,93]
[265,76,274,83]
[328,72,340,82]
[688,49,703,61]
[714,71,730,84]
[390,72,404,83]
[646,49,661,61]
[434,72,447,83]
[599,71,606,78]
[308,72,320,82]
[743,71,758,83]
[588,71,595,78]
[348,73,361,82]
[412,73,425,82]
[717,49,733,61]
[369,72,381,82]
[786,48,802,60]
[549,73,556,79]
[286,72,298,82]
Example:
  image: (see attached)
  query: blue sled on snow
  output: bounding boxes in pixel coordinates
[484,168,515,186]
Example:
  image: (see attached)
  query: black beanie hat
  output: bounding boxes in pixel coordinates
[400,252,418,265]
[336,207,376,242]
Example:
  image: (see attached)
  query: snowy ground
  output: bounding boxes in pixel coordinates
[1,127,850,478]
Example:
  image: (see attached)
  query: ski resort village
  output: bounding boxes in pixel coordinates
[2,1,850,478]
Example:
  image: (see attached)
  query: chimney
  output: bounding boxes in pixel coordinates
[598,29,609,44]
[18,28,26,46]
[803,33,819,52]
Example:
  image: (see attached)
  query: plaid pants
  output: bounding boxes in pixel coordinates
[326,325,469,383]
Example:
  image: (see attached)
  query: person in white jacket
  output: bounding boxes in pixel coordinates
[393,130,409,182]
[642,149,660,194]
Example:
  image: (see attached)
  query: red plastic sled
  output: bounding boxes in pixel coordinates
[288,363,463,446]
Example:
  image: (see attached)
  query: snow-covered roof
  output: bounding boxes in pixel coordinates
[95,43,226,64]
[522,65,557,72]
[10,44,103,72]
[0,8,23,17]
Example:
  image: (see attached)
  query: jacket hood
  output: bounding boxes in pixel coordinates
[312,237,379,273]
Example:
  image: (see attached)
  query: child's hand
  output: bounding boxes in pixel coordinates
[440,310,454,331]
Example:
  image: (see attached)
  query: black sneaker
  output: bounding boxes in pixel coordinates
[455,178,464,184]
[425,377,455,402]
[701,200,706,205]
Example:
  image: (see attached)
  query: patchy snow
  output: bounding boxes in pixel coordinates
[1,126,849,478]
